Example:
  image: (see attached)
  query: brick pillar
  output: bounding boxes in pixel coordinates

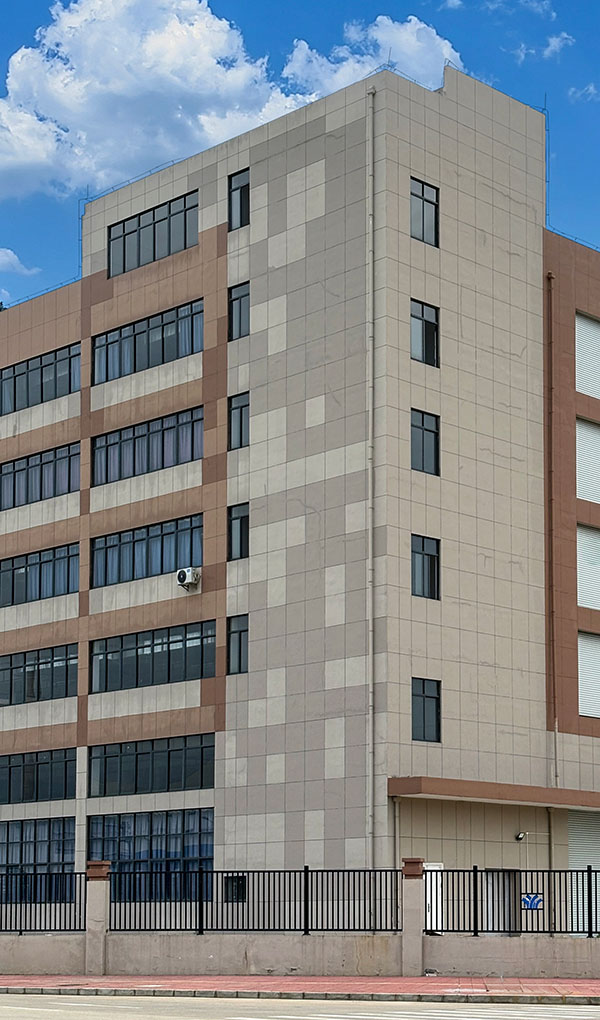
[401,858,425,977]
[85,861,110,976]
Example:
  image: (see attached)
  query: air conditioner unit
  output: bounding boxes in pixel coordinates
[176,567,201,591]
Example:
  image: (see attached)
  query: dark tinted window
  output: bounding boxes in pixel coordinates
[91,516,202,587]
[228,169,250,230]
[108,193,198,277]
[0,444,79,511]
[92,300,203,384]
[227,615,248,674]
[228,392,249,450]
[0,816,75,873]
[0,645,77,707]
[410,178,439,247]
[410,300,439,367]
[87,808,214,872]
[411,410,440,476]
[228,504,249,561]
[412,677,441,742]
[0,345,80,418]
[92,407,203,485]
[88,735,215,797]
[411,535,440,600]
[0,545,79,607]
[90,622,215,693]
[228,283,250,341]
[0,749,75,804]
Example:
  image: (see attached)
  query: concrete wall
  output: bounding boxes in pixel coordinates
[0,935,84,975]
[424,933,600,980]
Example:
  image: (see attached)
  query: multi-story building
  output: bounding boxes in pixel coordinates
[2,63,600,884]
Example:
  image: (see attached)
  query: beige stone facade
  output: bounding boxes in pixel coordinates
[2,64,599,882]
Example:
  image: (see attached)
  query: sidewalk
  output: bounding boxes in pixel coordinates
[1,975,600,1003]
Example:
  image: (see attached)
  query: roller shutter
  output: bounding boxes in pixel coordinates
[568,811,600,868]
[576,314,600,400]
[578,632,600,718]
[577,526,600,609]
[576,419,600,503]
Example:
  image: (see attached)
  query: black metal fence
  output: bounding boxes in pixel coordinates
[424,866,600,936]
[109,867,403,933]
[0,872,86,933]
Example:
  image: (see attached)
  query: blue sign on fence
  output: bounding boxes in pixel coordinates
[521,892,543,910]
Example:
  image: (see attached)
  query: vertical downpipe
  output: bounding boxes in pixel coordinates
[546,270,560,788]
[366,85,376,870]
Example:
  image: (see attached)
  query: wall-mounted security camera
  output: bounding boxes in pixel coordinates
[515,831,526,841]
[176,567,201,591]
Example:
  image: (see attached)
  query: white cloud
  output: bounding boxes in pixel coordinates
[0,2,464,202]
[0,248,39,275]
[543,32,574,58]
[513,42,535,64]
[0,289,10,304]
[284,15,463,95]
[440,0,463,8]
[568,83,599,102]
[520,0,556,17]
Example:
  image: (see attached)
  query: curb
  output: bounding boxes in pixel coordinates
[0,987,599,1004]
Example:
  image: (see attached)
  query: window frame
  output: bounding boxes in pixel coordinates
[88,735,215,797]
[108,193,198,278]
[228,283,250,341]
[410,178,439,247]
[228,169,250,231]
[0,544,79,608]
[0,443,79,512]
[91,516,202,588]
[411,409,440,476]
[410,299,439,367]
[92,407,203,486]
[90,622,216,693]
[228,392,250,451]
[412,677,441,742]
[227,615,248,674]
[411,534,440,600]
[0,345,80,419]
[228,503,249,561]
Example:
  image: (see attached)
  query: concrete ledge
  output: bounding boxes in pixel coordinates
[424,932,600,980]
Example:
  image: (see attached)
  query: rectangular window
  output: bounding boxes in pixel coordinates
[579,631,600,717]
[412,677,441,742]
[228,503,249,561]
[577,525,600,611]
[0,748,75,804]
[0,645,77,707]
[410,300,439,367]
[88,735,215,797]
[227,615,248,674]
[108,192,198,277]
[90,622,215,693]
[228,392,249,450]
[228,283,250,341]
[92,407,203,486]
[228,169,250,231]
[411,535,440,600]
[0,816,75,874]
[91,516,202,588]
[410,178,439,247]
[224,875,247,903]
[0,444,79,512]
[92,300,203,385]
[576,418,600,504]
[0,544,79,608]
[411,410,440,476]
[0,345,80,419]
[87,808,214,872]
[576,314,600,401]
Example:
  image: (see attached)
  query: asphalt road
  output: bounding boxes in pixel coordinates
[0,998,597,1019]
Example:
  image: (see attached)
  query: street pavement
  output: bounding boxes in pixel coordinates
[0,999,600,1019]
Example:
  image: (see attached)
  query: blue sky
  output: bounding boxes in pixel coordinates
[0,0,598,305]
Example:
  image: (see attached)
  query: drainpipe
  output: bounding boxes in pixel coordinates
[546,270,560,788]
[366,84,376,868]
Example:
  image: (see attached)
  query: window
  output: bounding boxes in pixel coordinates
[410,178,439,247]
[224,875,247,903]
[576,419,600,504]
[0,817,75,874]
[0,544,79,608]
[90,622,216,693]
[228,392,249,451]
[92,407,203,486]
[410,300,439,367]
[227,615,248,674]
[91,515,202,588]
[411,410,440,476]
[228,169,250,230]
[92,300,204,385]
[0,748,76,804]
[228,504,249,561]
[577,526,600,610]
[108,193,198,277]
[411,535,440,600]
[0,444,79,512]
[0,344,80,418]
[89,735,215,798]
[578,632,600,718]
[228,283,250,341]
[88,808,214,873]
[0,645,77,707]
[412,677,441,742]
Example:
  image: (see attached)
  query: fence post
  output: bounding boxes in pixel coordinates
[197,870,204,935]
[587,865,594,939]
[401,858,425,977]
[85,861,110,976]
[472,865,479,937]
[303,865,310,935]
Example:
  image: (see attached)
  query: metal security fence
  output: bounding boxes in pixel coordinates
[109,867,403,933]
[424,866,600,936]
[0,872,86,933]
